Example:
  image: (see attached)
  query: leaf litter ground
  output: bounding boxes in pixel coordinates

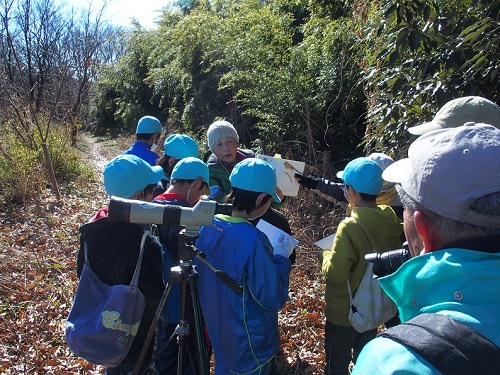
[0,133,346,374]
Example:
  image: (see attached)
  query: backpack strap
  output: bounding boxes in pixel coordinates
[380,313,500,374]
[130,230,150,287]
[347,223,374,296]
[83,241,91,268]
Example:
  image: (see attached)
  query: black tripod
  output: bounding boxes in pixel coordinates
[133,227,243,375]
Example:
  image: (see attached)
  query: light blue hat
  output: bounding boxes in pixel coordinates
[339,157,383,195]
[171,157,209,184]
[229,158,281,203]
[164,134,199,159]
[104,154,164,198]
[136,116,162,134]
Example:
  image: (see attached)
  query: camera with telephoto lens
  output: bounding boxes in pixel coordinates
[365,242,411,277]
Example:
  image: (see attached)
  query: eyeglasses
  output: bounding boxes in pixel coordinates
[343,185,352,201]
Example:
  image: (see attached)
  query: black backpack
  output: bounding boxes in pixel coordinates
[380,313,500,375]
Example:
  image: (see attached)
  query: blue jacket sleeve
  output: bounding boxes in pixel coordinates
[246,239,291,310]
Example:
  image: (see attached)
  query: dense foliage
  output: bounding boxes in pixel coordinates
[92,0,499,163]
[362,0,500,156]
[0,0,498,205]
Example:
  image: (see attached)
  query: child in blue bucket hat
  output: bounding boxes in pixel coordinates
[153,134,200,197]
[152,156,210,374]
[77,154,165,374]
[194,158,293,374]
[321,157,403,375]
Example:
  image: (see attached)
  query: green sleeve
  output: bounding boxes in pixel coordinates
[321,219,356,284]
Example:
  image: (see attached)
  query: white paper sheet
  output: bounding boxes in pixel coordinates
[257,154,305,197]
[314,234,336,250]
[256,219,299,249]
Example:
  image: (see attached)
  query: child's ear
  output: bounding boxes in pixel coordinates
[195,177,209,193]
[255,193,269,207]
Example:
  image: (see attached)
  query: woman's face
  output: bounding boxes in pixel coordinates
[213,136,238,164]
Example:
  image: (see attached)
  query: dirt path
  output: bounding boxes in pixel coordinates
[77,132,133,174]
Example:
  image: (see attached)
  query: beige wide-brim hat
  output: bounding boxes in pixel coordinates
[408,96,500,135]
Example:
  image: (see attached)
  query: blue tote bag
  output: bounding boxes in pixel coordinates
[65,231,149,367]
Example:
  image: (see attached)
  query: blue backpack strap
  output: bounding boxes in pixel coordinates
[380,313,500,375]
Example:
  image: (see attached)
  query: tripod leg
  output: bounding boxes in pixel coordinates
[173,264,210,375]
[189,270,210,375]
[133,278,176,375]
[176,276,190,375]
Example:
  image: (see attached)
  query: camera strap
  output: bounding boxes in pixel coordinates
[380,313,500,374]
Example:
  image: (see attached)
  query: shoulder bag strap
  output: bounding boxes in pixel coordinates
[380,313,500,374]
[84,241,90,267]
[130,230,150,287]
[346,275,355,311]
[347,223,373,298]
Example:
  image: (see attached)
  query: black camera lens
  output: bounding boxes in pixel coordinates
[365,244,411,277]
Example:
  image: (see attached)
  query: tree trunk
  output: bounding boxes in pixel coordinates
[41,143,61,200]
[321,151,332,208]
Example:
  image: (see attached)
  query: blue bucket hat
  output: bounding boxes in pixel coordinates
[339,157,383,195]
[170,157,209,184]
[136,116,162,134]
[229,158,281,203]
[104,154,164,198]
[164,134,199,159]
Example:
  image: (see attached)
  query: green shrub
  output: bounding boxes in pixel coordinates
[0,133,45,205]
[44,127,95,183]
[0,124,95,207]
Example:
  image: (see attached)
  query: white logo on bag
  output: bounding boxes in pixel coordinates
[101,310,140,336]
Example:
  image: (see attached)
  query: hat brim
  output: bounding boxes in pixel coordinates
[408,121,440,135]
[271,192,282,204]
[150,165,166,183]
[381,158,411,184]
[380,181,396,192]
